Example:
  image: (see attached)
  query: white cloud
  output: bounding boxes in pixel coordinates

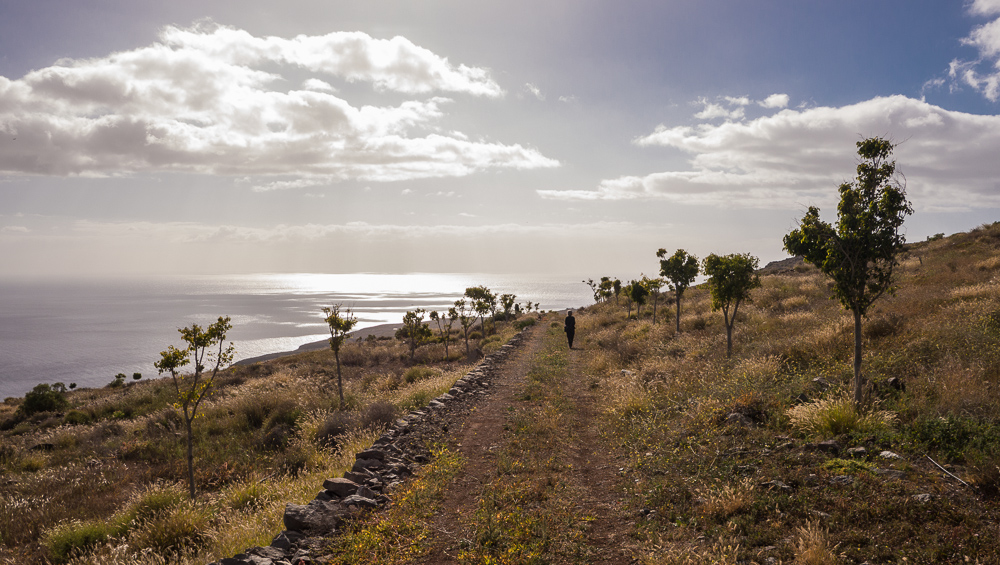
[302,78,336,92]
[524,83,545,101]
[947,4,1000,101]
[540,95,1000,211]
[0,23,558,182]
[724,96,750,106]
[693,97,745,120]
[1,225,28,233]
[558,95,578,103]
[758,93,789,109]
[970,0,1000,17]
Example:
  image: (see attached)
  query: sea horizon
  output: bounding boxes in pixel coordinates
[0,272,593,399]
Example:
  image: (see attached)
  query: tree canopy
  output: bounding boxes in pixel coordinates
[703,253,760,358]
[657,248,700,333]
[784,136,912,405]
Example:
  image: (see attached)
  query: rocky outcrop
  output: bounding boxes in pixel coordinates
[208,333,528,565]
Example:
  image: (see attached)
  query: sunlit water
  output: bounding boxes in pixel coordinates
[0,273,592,398]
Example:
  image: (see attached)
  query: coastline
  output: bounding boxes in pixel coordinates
[234,322,404,366]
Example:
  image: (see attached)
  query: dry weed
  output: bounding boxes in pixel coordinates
[695,478,755,520]
[793,521,837,565]
[787,393,896,439]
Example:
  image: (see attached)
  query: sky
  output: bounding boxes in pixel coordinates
[2,0,1000,279]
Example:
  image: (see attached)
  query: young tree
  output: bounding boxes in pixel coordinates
[322,304,358,406]
[396,308,432,363]
[613,278,623,305]
[642,276,664,324]
[599,277,614,302]
[499,293,518,321]
[465,286,495,334]
[657,248,701,333]
[628,279,650,318]
[429,309,455,360]
[703,253,761,358]
[154,316,234,499]
[454,298,477,358]
[784,137,913,406]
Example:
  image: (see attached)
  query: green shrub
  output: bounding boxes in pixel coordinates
[403,366,438,384]
[63,409,92,426]
[20,383,68,416]
[43,519,115,563]
[515,317,536,330]
[264,401,301,431]
[908,416,1000,462]
[107,373,126,388]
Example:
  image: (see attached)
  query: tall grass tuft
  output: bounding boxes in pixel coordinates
[787,393,896,439]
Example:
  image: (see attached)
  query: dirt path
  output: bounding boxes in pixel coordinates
[416,326,636,564]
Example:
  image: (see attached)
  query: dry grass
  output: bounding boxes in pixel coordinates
[0,314,531,562]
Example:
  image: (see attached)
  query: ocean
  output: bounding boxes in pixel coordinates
[0,273,592,399]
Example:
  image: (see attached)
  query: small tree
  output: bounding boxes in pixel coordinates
[628,279,649,318]
[499,293,518,321]
[583,279,601,303]
[396,308,432,362]
[642,276,664,324]
[784,137,912,406]
[703,253,761,358]
[430,310,455,360]
[613,278,622,305]
[454,298,477,357]
[599,277,614,302]
[658,248,700,333]
[154,316,234,499]
[465,286,496,334]
[322,304,358,406]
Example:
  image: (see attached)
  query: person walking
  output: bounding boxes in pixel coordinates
[564,310,576,349]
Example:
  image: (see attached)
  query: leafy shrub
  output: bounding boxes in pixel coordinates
[787,394,896,439]
[470,331,483,340]
[43,519,116,563]
[515,317,536,330]
[63,409,91,425]
[20,383,68,416]
[107,373,126,388]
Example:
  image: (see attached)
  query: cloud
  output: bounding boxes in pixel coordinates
[946,3,1000,101]
[1,225,28,233]
[524,83,545,101]
[539,95,1000,211]
[693,97,745,120]
[0,23,558,182]
[758,94,789,109]
[53,218,641,244]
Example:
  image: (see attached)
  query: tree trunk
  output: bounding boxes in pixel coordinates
[675,295,682,333]
[185,419,196,499]
[853,309,863,407]
[724,309,733,358]
[335,350,344,407]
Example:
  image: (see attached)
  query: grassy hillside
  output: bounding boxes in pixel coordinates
[0,317,527,563]
[580,221,1000,563]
